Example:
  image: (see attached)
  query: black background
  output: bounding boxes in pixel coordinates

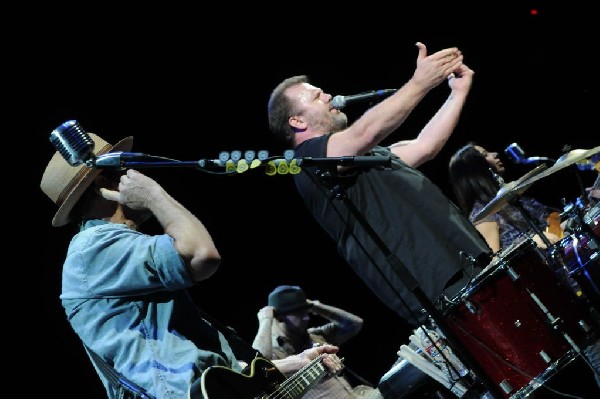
[15,2,600,397]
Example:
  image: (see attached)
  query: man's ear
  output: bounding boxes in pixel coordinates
[289,115,306,131]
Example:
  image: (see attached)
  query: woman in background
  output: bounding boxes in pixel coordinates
[448,142,561,253]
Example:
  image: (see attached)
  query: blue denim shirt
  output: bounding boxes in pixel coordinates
[60,219,241,398]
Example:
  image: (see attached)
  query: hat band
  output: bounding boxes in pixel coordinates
[55,142,112,208]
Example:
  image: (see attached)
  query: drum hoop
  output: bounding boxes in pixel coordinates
[453,237,538,301]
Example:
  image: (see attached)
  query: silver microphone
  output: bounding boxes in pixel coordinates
[49,120,95,166]
[50,120,146,169]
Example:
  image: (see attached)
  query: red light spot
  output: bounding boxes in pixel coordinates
[530,8,539,16]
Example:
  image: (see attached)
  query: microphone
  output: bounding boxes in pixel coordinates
[504,142,554,165]
[50,120,147,169]
[50,120,95,166]
[331,89,396,109]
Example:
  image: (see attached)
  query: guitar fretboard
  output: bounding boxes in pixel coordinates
[273,354,328,398]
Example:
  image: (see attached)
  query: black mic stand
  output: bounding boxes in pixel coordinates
[313,164,503,399]
[91,153,227,170]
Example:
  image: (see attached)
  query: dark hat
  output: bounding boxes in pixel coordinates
[268,285,312,314]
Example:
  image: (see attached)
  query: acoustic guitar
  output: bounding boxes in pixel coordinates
[200,354,338,399]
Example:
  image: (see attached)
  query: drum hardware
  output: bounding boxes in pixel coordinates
[442,239,598,398]
[527,288,580,352]
[498,380,513,395]
[506,266,519,282]
[528,285,600,390]
[464,300,476,314]
[578,319,592,334]
[539,351,551,364]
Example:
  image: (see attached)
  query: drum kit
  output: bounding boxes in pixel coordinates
[440,146,600,398]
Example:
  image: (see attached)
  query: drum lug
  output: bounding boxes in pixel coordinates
[506,266,520,281]
[464,300,477,314]
[499,380,513,395]
[578,320,591,333]
[539,350,551,363]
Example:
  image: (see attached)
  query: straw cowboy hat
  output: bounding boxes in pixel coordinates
[40,132,133,227]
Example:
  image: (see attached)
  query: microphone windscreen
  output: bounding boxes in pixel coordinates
[505,142,525,164]
[331,96,345,109]
[50,120,94,166]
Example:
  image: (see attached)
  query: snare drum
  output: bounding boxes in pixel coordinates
[442,239,596,398]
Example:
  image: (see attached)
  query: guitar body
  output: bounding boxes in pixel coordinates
[201,353,331,399]
[201,357,286,399]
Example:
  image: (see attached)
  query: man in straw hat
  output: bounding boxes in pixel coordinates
[41,131,342,398]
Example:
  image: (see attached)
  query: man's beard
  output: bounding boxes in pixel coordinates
[330,113,348,133]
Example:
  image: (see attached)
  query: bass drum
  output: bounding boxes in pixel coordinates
[442,238,597,398]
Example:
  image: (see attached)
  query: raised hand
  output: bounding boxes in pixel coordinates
[413,42,464,90]
[100,169,161,210]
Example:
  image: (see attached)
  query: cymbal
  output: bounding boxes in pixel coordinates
[514,146,600,190]
[472,164,548,223]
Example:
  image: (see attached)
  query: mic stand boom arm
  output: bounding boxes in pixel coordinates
[91,153,219,169]
[91,154,394,171]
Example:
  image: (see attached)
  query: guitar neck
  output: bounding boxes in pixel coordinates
[200,354,334,399]
[272,354,329,398]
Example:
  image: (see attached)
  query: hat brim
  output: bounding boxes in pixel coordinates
[51,136,134,227]
[276,303,313,315]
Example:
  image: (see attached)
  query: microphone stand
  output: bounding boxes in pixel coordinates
[91,154,396,175]
[90,153,230,170]
[121,161,206,168]
[312,164,503,399]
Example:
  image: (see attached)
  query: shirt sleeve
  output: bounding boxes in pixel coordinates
[61,223,194,299]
